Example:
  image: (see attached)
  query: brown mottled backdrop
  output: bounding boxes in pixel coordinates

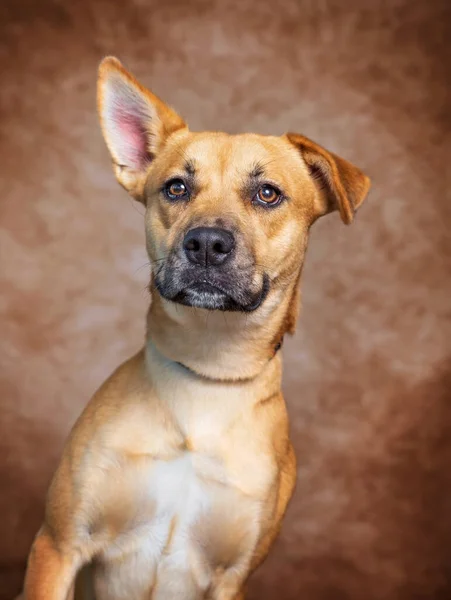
[1,0,450,598]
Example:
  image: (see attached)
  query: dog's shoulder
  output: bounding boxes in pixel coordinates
[44,350,183,541]
[71,349,154,428]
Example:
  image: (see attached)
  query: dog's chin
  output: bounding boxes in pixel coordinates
[172,283,234,311]
[159,277,270,313]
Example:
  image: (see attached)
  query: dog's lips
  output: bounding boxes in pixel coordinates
[153,254,271,312]
[161,274,270,312]
[173,280,233,311]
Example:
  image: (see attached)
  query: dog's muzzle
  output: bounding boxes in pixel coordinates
[154,226,270,312]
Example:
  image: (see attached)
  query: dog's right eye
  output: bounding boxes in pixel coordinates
[164,179,189,201]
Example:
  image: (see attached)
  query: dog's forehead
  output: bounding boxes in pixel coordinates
[166,131,303,178]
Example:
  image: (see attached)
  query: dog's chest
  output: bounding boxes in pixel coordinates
[101,416,265,554]
[90,405,271,599]
[91,453,262,600]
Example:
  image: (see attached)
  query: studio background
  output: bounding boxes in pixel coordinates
[1,1,450,598]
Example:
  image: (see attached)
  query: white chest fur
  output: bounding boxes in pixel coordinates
[91,450,263,600]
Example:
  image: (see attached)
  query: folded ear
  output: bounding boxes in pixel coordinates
[286,133,371,224]
[97,57,187,201]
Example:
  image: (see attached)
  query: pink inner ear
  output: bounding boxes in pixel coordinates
[111,104,153,170]
[116,107,151,168]
[104,79,154,170]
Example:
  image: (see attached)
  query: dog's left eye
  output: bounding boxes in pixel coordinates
[164,178,189,200]
[254,184,282,207]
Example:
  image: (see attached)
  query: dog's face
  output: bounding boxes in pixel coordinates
[98,58,370,314]
[142,131,318,313]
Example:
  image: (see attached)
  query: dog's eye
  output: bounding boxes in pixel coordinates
[164,179,189,200]
[254,184,282,207]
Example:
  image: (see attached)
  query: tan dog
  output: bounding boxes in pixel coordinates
[21,57,370,600]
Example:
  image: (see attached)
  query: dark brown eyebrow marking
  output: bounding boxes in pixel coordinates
[240,162,266,199]
[249,162,265,180]
[184,159,196,177]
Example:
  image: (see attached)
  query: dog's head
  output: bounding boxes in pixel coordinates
[98,57,370,317]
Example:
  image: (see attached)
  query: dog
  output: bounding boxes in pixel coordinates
[20,57,370,600]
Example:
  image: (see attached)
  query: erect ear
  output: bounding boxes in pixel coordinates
[286,133,371,224]
[97,57,187,202]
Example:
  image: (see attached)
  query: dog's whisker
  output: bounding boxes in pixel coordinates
[172,143,191,165]
[135,262,152,275]
[258,156,280,171]
[140,284,151,298]
[126,195,146,216]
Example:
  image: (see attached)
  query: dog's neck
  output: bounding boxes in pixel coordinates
[145,282,297,382]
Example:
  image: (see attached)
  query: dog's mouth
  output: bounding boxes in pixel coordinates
[155,274,270,312]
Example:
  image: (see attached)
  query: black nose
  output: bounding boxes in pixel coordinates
[183,227,235,267]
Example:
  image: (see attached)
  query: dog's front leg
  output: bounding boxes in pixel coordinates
[212,588,245,600]
[210,568,249,600]
[24,528,82,600]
